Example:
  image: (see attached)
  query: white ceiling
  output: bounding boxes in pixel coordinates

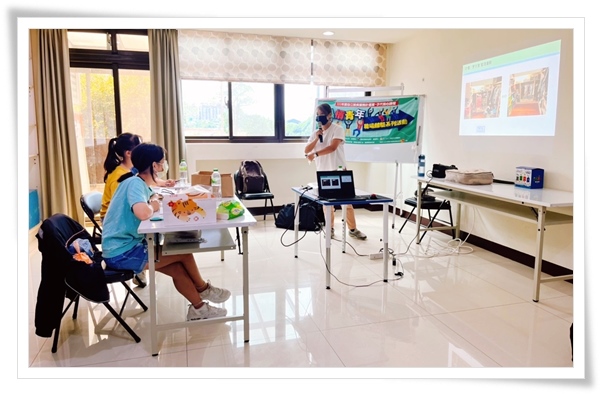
[195,28,421,44]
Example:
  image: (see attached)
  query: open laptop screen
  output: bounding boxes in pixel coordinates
[316,170,356,200]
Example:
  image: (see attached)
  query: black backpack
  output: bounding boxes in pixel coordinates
[275,197,324,231]
[237,160,266,194]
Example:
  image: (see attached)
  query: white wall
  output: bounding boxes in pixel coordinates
[386,29,574,269]
[184,28,575,270]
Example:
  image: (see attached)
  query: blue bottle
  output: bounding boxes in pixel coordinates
[418,154,426,177]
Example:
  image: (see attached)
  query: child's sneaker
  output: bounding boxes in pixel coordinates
[132,271,147,288]
[349,229,367,240]
[199,280,231,303]
[187,303,227,321]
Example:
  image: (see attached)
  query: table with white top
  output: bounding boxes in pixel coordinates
[292,187,394,289]
[137,198,256,356]
[414,176,574,302]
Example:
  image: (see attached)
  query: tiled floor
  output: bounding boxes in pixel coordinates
[25,210,575,378]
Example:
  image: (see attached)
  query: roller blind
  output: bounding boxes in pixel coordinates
[178,30,387,87]
[312,39,387,87]
[178,30,312,84]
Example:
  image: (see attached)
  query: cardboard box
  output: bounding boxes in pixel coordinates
[191,171,234,198]
[162,192,217,225]
[515,166,544,189]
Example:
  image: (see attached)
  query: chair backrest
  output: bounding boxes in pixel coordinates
[36,213,109,303]
[80,191,103,238]
[81,191,102,215]
[37,213,93,264]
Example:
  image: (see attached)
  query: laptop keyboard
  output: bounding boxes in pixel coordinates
[324,195,368,202]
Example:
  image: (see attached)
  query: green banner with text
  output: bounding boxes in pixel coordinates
[316,96,420,145]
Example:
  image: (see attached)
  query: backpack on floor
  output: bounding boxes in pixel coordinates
[237,160,266,194]
[275,197,324,231]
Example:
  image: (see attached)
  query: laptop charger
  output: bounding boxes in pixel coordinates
[369,252,384,260]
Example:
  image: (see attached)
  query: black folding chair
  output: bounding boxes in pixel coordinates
[399,186,455,242]
[233,166,277,254]
[34,213,147,353]
[80,191,103,245]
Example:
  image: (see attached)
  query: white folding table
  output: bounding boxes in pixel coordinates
[414,177,573,302]
[138,199,256,356]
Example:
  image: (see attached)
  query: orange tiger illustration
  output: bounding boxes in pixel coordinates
[167,199,207,222]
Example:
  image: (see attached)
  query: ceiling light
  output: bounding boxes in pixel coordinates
[323,31,334,36]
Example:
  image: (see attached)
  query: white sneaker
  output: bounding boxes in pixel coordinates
[132,271,147,288]
[187,303,227,321]
[349,229,367,240]
[199,280,231,303]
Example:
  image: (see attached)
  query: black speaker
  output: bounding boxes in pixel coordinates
[432,164,457,178]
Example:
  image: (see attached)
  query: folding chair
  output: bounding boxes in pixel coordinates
[233,167,276,254]
[34,213,147,353]
[80,191,103,245]
[399,187,455,242]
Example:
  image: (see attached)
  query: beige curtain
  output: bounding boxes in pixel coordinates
[30,29,83,222]
[178,30,312,84]
[148,29,184,178]
[312,39,387,87]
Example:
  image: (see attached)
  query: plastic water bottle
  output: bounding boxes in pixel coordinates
[337,165,343,171]
[211,168,222,198]
[179,159,188,186]
[418,154,426,177]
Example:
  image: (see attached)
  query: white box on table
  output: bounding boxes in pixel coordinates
[161,187,217,225]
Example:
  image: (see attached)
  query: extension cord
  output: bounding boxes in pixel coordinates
[369,252,384,260]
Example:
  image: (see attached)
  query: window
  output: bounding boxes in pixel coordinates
[182,81,363,141]
[181,80,228,138]
[284,84,323,138]
[70,68,116,190]
[231,82,275,137]
[68,29,149,192]
[68,31,149,52]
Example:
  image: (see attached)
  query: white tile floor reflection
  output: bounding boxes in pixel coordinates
[27,210,574,374]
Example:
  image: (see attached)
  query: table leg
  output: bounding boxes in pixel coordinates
[325,205,332,289]
[341,204,347,253]
[294,192,300,258]
[242,226,249,341]
[147,233,158,356]
[383,203,389,282]
[456,203,462,237]
[416,181,423,244]
[532,207,547,302]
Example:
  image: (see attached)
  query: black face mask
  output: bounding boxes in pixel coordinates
[316,115,328,125]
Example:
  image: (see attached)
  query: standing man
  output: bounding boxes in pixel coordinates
[305,103,367,240]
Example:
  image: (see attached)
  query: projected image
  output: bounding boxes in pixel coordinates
[464,77,502,119]
[507,68,549,117]
[458,40,560,137]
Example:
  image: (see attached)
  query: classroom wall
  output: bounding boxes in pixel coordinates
[386,29,574,269]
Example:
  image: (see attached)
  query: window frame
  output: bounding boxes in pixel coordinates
[68,29,149,137]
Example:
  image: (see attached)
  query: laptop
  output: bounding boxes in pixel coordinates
[316,170,368,202]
